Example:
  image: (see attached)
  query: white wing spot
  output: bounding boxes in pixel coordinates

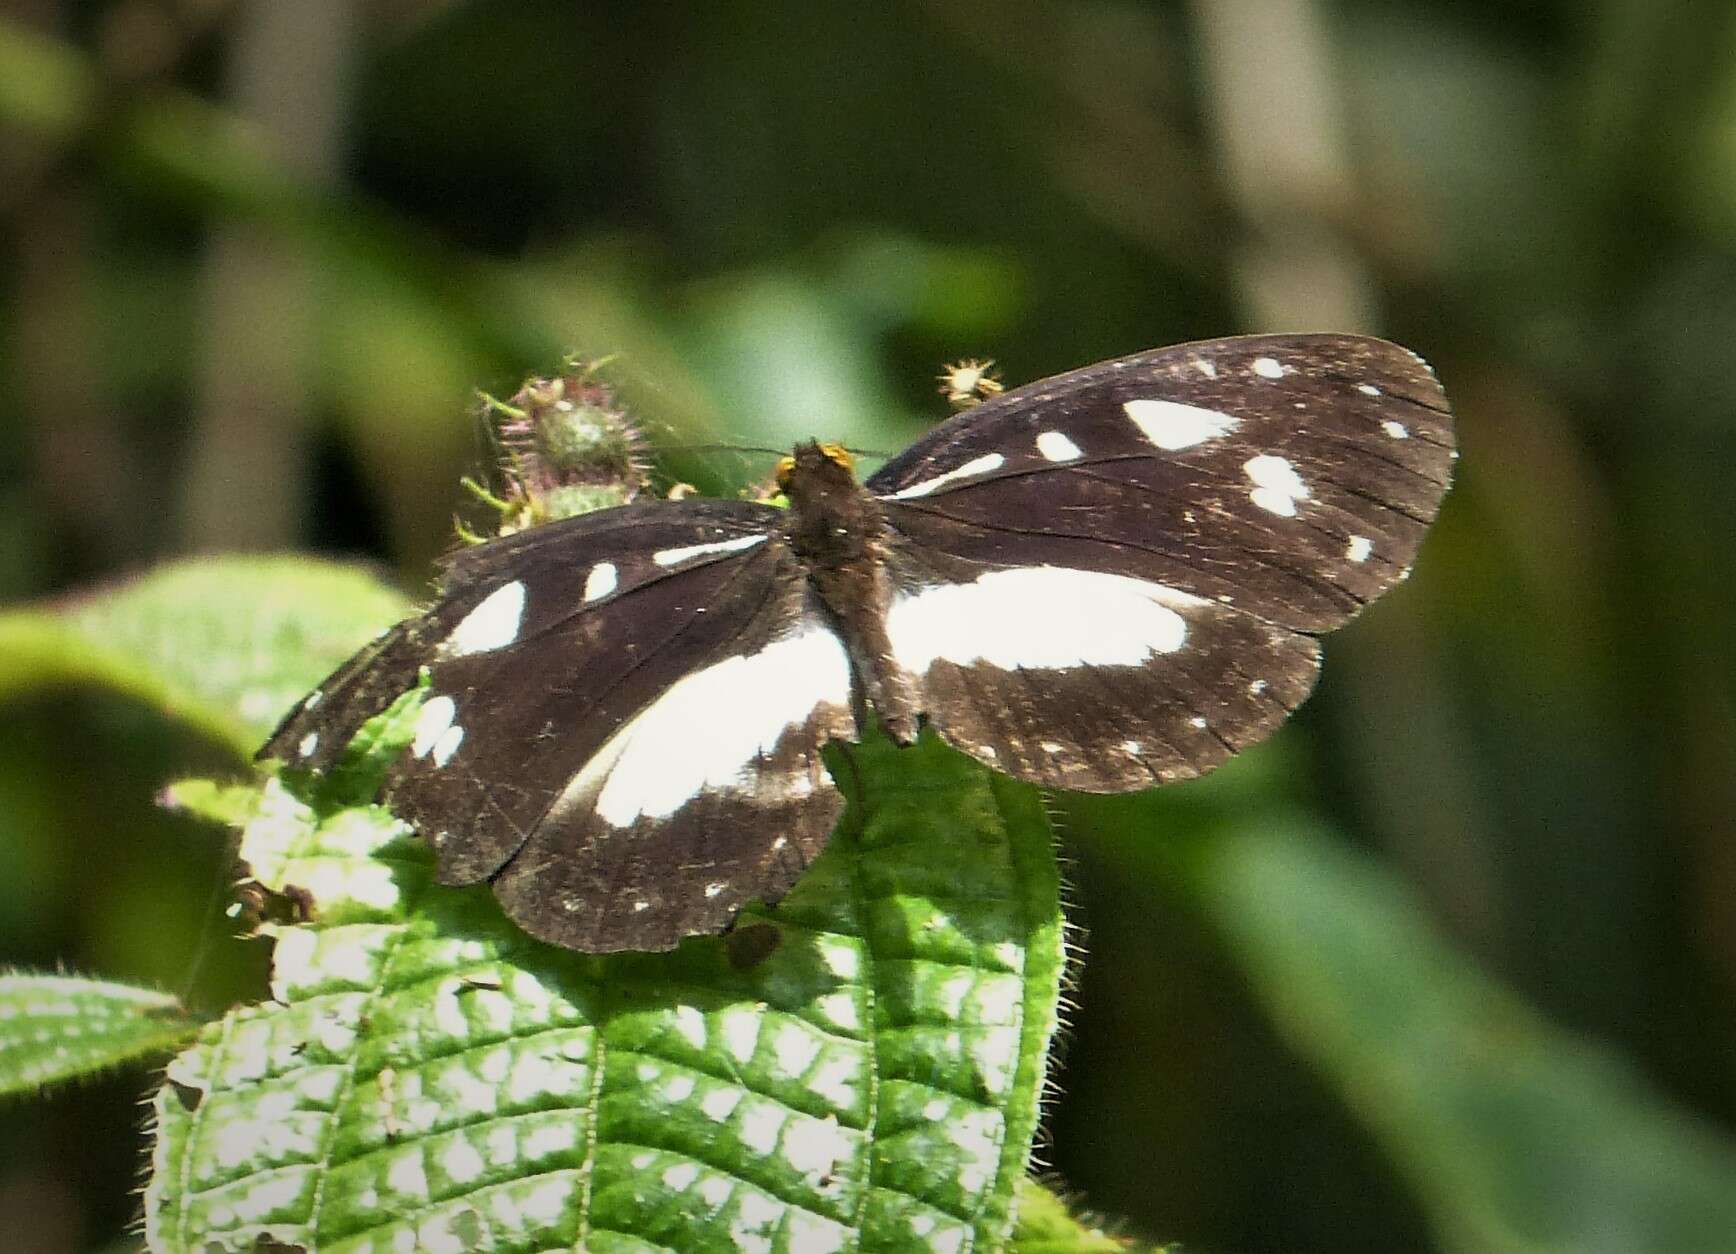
[1193,358,1218,378]
[583,561,618,602]
[889,568,1205,673]
[568,623,852,827]
[1382,420,1410,440]
[304,690,323,709]
[1347,535,1373,563]
[632,900,650,913]
[431,723,464,768]
[1189,716,1207,729]
[1358,383,1383,397]
[297,731,319,758]
[704,881,727,899]
[411,696,457,758]
[1035,430,1082,462]
[1252,356,1285,379]
[653,534,767,567]
[1244,454,1310,517]
[443,581,526,657]
[1249,679,1269,695]
[1122,399,1241,450]
[887,453,1006,499]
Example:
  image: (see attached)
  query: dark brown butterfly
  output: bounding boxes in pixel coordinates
[264,334,1454,952]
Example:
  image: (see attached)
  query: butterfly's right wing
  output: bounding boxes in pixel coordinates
[866,334,1453,794]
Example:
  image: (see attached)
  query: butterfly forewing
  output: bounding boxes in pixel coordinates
[266,498,862,950]
[260,614,445,772]
[868,334,1452,633]
[262,500,782,776]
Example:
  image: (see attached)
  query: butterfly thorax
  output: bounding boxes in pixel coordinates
[777,441,922,744]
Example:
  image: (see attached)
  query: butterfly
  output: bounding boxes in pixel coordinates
[262,333,1455,952]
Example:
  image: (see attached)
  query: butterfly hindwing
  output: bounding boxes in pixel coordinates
[883,544,1321,790]
[868,333,1453,633]
[488,587,856,952]
[344,499,861,952]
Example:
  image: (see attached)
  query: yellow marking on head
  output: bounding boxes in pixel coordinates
[774,443,856,491]
[816,443,855,473]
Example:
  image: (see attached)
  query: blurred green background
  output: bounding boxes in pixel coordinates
[3,1,1735,1251]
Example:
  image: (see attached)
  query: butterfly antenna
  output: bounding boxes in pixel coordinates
[657,443,789,459]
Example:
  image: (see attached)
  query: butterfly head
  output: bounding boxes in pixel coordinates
[775,441,857,494]
[776,441,879,567]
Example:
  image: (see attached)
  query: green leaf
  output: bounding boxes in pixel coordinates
[1184,816,1736,1254]
[0,557,410,758]
[0,973,202,1097]
[146,709,1065,1252]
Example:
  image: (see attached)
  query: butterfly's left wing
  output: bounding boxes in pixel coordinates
[263,500,859,953]
[867,333,1454,791]
[485,563,859,954]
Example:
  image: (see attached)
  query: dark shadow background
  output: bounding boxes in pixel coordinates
[2,1,1734,1250]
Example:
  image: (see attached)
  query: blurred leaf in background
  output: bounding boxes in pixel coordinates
[1,0,1734,1251]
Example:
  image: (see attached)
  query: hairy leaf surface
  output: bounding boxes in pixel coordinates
[146,697,1066,1252]
[0,973,201,1098]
